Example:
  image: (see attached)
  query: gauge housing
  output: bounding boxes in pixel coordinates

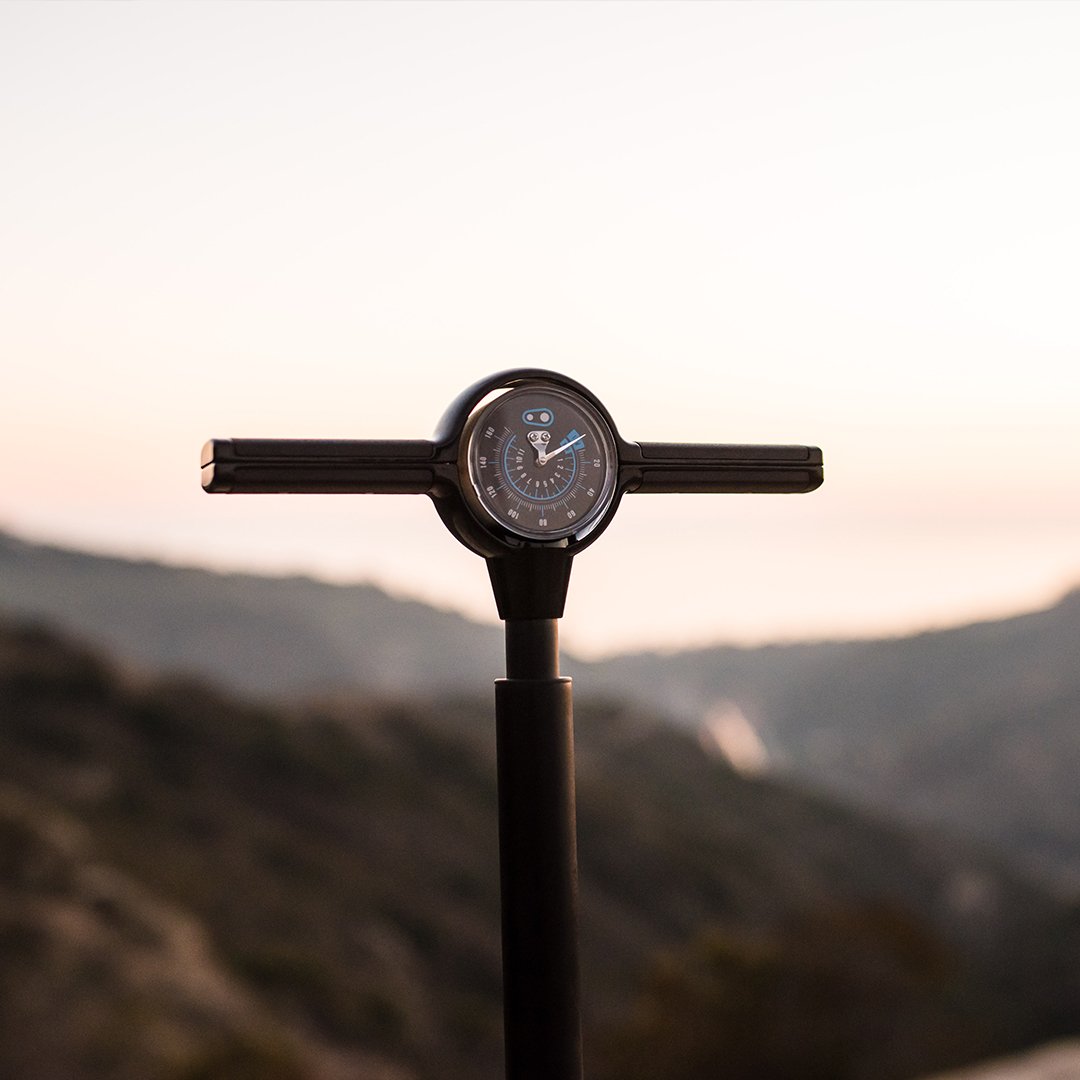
[460,383,619,546]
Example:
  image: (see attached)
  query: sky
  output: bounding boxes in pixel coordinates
[3,1,1080,658]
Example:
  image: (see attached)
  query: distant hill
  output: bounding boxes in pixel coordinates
[0,530,503,698]
[5,527,1080,891]
[579,589,1080,888]
[3,618,1079,1079]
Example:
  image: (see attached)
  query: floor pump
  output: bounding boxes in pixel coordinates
[202,367,823,1080]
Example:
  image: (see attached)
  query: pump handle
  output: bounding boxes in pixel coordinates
[622,442,823,494]
[200,438,438,495]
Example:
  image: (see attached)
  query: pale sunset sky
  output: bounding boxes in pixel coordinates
[3,1,1080,656]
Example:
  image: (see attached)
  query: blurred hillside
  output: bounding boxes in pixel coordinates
[0,530,503,699]
[3,618,1079,1079]
[584,589,1080,889]
[4,529,1080,891]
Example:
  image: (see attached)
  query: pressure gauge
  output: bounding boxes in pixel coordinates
[462,383,619,543]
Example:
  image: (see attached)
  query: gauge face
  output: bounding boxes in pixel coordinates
[464,384,618,542]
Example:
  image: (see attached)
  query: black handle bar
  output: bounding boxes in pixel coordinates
[200,438,440,495]
[201,438,823,497]
[622,442,823,494]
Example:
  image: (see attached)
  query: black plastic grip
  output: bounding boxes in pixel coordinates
[622,442,823,494]
[201,438,439,494]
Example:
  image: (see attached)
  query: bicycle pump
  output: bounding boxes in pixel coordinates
[201,368,823,1080]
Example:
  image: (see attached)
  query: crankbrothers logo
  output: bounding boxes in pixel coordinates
[521,406,555,428]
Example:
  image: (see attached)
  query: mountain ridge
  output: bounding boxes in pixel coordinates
[0,529,504,698]
[5,527,1080,891]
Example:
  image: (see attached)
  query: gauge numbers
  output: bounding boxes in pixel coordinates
[465,384,617,542]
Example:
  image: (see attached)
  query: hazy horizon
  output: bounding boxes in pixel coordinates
[5,517,1077,663]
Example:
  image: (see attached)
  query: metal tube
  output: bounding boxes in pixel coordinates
[504,618,560,680]
[496,618,582,1080]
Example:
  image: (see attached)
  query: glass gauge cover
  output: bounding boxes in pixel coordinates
[463,384,618,542]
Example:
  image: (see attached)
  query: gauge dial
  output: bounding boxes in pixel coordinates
[463,384,618,542]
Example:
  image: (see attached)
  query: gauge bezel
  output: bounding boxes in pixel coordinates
[461,383,620,545]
